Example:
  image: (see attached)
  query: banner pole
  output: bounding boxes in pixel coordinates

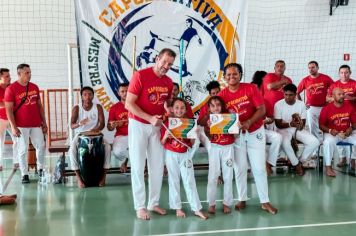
[229,12,240,63]
[179,39,184,98]
[132,36,136,75]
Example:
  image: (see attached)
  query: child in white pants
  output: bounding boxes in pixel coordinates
[161,98,208,220]
[204,96,234,214]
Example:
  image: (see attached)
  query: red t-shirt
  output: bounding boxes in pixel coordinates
[197,103,208,124]
[0,86,7,120]
[210,134,235,145]
[218,83,265,133]
[185,101,194,119]
[264,99,274,118]
[160,122,192,153]
[108,101,128,136]
[4,81,42,127]
[297,73,334,107]
[327,79,356,106]
[128,67,173,124]
[319,102,356,132]
[261,73,292,108]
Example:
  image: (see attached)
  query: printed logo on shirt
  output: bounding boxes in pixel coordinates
[331,113,350,127]
[147,87,169,105]
[307,82,325,95]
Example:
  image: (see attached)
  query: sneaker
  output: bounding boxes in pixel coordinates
[22,175,30,184]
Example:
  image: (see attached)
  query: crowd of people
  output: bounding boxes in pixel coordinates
[0,49,355,216]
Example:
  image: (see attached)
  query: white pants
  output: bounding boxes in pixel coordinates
[265,129,282,166]
[0,119,18,166]
[234,126,269,203]
[207,144,234,207]
[17,127,45,176]
[69,134,111,170]
[306,106,323,142]
[278,128,320,166]
[323,131,356,166]
[128,118,164,210]
[112,135,129,162]
[166,150,202,211]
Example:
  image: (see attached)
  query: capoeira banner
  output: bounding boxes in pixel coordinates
[75,0,247,113]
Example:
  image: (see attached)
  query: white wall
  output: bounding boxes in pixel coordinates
[0,0,355,89]
[244,0,356,83]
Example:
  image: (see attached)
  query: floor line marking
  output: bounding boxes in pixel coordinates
[3,168,17,192]
[181,198,239,204]
[146,221,356,236]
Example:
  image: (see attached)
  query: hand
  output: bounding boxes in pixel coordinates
[344,95,355,101]
[338,132,346,139]
[164,130,172,139]
[264,117,273,125]
[344,128,352,137]
[149,115,163,127]
[12,127,21,137]
[330,129,338,136]
[238,119,251,131]
[42,123,48,134]
[79,118,89,126]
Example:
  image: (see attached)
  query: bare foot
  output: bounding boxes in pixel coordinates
[336,157,347,167]
[8,194,17,199]
[351,159,355,170]
[194,210,208,220]
[98,178,106,187]
[223,204,231,214]
[176,209,186,218]
[77,179,86,188]
[217,176,224,185]
[208,205,216,214]
[326,166,336,177]
[295,163,304,176]
[0,196,16,205]
[261,202,278,215]
[152,206,166,215]
[266,162,273,176]
[235,201,246,211]
[137,208,150,220]
[120,162,128,173]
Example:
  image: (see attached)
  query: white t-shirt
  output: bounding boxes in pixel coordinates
[274,99,306,123]
[75,104,99,134]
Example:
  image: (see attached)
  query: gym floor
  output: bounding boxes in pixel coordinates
[1,146,356,236]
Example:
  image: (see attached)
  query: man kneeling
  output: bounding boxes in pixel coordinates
[70,87,111,188]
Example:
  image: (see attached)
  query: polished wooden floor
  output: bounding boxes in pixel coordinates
[1,147,356,236]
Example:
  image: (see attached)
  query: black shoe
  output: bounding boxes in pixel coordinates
[22,175,30,184]
[39,169,44,177]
